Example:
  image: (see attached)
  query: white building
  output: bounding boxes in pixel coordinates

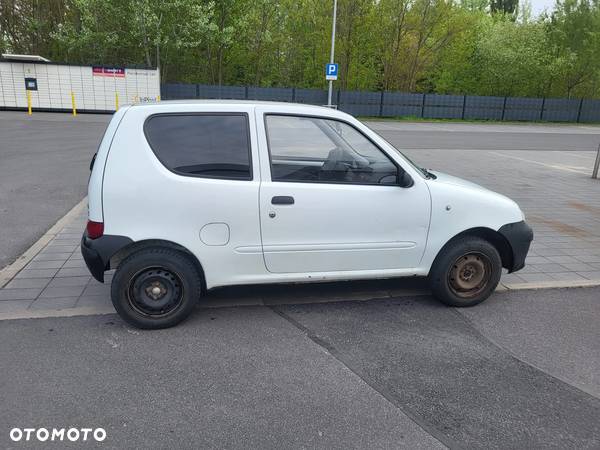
[0,54,160,112]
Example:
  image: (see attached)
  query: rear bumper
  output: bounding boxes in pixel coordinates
[498,221,534,273]
[81,232,133,282]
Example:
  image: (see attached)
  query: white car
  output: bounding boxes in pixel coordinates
[82,100,533,329]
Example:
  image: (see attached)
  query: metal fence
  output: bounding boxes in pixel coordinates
[161,83,600,123]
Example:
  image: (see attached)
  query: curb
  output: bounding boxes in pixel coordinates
[0,197,87,288]
[0,305,115,322]
[501,279,600,291]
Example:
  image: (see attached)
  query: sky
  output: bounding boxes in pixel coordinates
[528,0,557,16]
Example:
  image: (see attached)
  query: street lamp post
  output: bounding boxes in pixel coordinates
[327,0,338,107]
[593,142,600,179]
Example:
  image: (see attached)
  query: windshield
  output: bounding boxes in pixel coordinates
[374,132,430,179]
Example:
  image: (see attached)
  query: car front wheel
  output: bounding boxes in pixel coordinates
[111,247,202,329]
[429,236,502,307]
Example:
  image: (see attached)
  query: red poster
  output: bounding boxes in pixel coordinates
[92,66,125,77]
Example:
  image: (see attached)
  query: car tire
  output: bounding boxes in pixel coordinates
[429,236,502,307]
[111,247,202,329]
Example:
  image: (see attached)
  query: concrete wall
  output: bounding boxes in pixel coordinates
[0,61,160,112]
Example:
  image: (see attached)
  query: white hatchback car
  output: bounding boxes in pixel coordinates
[82,100,533,329]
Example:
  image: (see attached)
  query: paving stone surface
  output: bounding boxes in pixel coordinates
[0,300,34,313]
[0,214,111,316]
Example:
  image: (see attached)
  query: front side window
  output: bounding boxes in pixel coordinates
[265,115,399,185]
[144,113,252,180]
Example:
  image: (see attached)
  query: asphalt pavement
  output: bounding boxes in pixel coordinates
[0,112,110,268]
[368,120,600,151]
[1,287,598,448]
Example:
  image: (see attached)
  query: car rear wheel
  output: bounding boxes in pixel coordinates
[111,247,202,329]
[429,236,502,307]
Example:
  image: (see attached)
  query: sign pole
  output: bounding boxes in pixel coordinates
[593,142,600,179]
[327,0,338,107]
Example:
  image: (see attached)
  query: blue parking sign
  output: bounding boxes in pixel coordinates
[325,63,338,81]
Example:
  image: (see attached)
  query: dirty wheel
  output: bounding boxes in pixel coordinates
[448,252,492,299]
[429,237,501,307]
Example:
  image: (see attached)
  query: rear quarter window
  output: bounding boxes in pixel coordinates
[144,113,252,180]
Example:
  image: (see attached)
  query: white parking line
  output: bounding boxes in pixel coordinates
[488,151,591,175]
[559,151,597,161]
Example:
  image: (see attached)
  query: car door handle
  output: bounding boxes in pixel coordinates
[271,196,294,205]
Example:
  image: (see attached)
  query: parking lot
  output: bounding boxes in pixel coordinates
[3,112,600,292]
[0,112,109,269]
[0,111,599,448]
[1,287,599,448]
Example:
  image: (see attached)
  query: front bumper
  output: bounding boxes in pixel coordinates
[81,232,133,282]
[498,221,534,273]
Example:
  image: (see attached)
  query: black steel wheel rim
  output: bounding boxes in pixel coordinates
[127,267,184,317]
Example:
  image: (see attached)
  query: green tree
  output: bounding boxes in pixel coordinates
[1,0,600,98]
[490,0,519,15]
[433,16,556,97]
[547,0,600,97]
[0,0,69,56]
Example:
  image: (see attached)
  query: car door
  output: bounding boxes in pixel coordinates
[256,109,431,274]
[103,106,264,289]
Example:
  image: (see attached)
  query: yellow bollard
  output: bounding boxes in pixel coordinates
[115,92,119,111]
[157,95,161,102]
[71,91,77,117]
[27,91,32,116]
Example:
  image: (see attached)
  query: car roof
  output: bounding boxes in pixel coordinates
[128,99,348,116]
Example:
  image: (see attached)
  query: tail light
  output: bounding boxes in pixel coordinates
[86,220,104,239]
